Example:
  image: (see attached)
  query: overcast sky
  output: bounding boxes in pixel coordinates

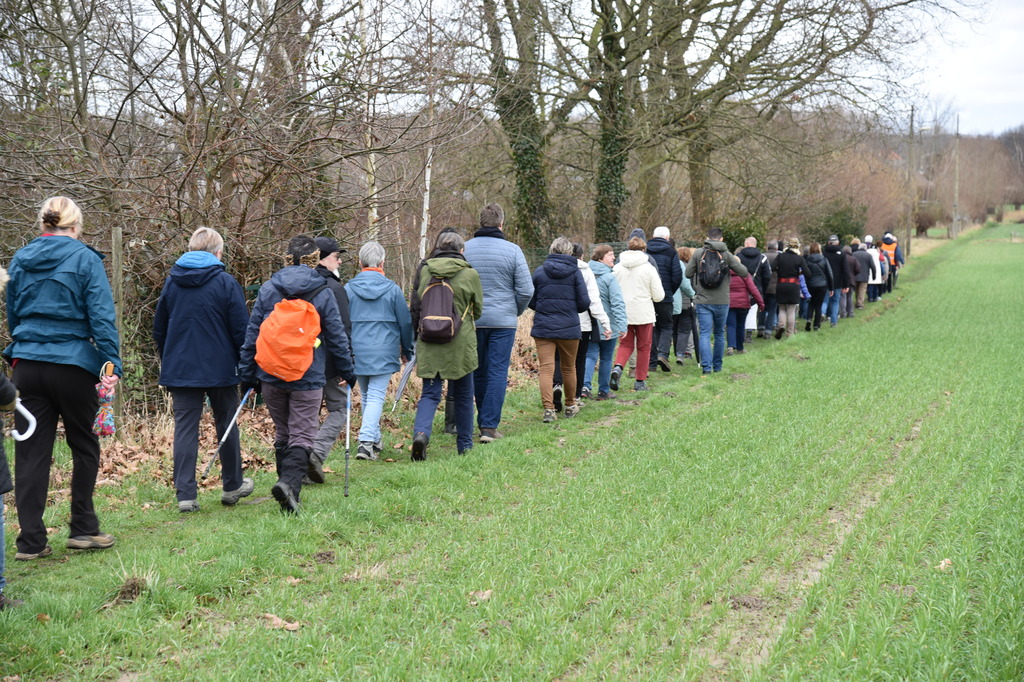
[918,0,1024,135]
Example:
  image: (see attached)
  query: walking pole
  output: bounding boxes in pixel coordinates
[200,388,254,480]
[343,386,351,497]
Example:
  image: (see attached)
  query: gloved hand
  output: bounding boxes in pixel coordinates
[240,380,261,396]
[0,391,17,411]
[340,373,357,388]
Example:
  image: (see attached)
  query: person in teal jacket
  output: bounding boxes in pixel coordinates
[344,241,414,460]
[583,245,628,399]
[4,196,122,559]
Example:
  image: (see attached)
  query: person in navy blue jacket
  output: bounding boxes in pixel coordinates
[238,235,355,514]
[5,196,122,558]
[154,227,253,513]
[645,226,683,372]
[529,237,590,423]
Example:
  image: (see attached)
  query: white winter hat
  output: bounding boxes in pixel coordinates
[653,226,670,239]
[864,235,873,244]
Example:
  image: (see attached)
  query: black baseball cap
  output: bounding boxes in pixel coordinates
[314,236,346,258]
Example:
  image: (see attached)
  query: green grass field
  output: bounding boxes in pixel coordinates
[3,223,1024,680]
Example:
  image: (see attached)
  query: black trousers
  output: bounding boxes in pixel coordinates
[13,360,102,553]
[809,287,828,329]
[650,299,675,365]
[171,386,243,502]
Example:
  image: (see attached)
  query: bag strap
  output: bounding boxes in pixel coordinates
[277,283,329,303]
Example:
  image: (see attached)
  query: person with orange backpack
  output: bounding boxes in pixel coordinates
[238,235,355,513]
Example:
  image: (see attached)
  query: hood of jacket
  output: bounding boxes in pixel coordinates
[425,256,473,279]
[807,253,827,265]
[269,265,330,298]
[628,228,647,242]
[346,269,393,301]
[739,246,762,260]
[589,259,613,278]
[618,249,650,269]
[882,235,897,245]
[824,243,843,255]
[15,235,103,273]
[541,253,579,279]
[169,251,226,288]
[704,239,729,253]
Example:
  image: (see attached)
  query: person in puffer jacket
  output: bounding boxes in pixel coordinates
[583,244,627,399]
[238,234,355,514]
[529,237,590,422]
[803,242,834,331]
[610,236,664,392]
[154,227,253,513]
[726,270,765,355]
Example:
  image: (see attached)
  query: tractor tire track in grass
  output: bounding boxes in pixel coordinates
[688,398,949,678]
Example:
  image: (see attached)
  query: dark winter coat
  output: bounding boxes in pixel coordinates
[529,253,590,339]
[852,246,876,283]
[4,235,122,376]
[774,250,808,305]
[646,237,683,303]
[0,373,16,495]
[823,244,848,289]
[738,246,771,295]
[314,264,351,335]
[843,249,860,286]
[238,265,355,390]
[804,253,834,291]
[154,251,249,388]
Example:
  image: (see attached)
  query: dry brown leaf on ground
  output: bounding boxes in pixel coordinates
[936,558,953,571]
[263,613,301,631]
[469,589,493,606]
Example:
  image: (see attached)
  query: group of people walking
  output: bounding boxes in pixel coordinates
[0,195,905,611]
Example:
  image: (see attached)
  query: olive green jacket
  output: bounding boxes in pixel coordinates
[415,257,483,379]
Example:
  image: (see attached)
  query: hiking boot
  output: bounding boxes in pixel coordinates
[657,356,671,372]
[563,403,580,418]
[178,500,200,513]
[356,442,379,460]
[67,533,115,551]
[580,386,592,400]
[609,365,622,392]
[480,428,503,443]
[726,347,735,356]
[543,409,556,423]
[301,475,315,485]
[735,349,746,355]
[271,481,300,514]
[411,432,429,461]
[596,391,616,401]
[0,593,24,610]
[626,366,635,378]
[805,321,811,332]
[774,326,784,340]
[458,447,472,456]
[676,356,685,366]
[306,453,326,484]
[14,545,52,561]
[552,384,563,412]
[634,380,649,391]
[221,477,254,505]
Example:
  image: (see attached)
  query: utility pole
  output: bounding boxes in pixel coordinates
[953,114,961,239]
[905,105,914,257]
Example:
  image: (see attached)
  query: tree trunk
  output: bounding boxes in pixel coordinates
[688,129,716,230]
[494,86,551,246]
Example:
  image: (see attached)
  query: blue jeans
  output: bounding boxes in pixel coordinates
[415,373,475,453]
[584,337,618,393]
[763,294,777,332]
[474,328,517,430]
[696,304,728,372]
[824,289,840,325]
[357,374,391,444]
[726,308,750,351]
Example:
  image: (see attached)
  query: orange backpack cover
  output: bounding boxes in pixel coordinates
[255,294,323,382]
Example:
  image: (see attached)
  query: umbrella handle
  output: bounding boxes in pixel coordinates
[11,398,37,441]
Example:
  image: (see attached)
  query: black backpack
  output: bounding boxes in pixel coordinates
[697,248,728,289]
[418,275,468,343]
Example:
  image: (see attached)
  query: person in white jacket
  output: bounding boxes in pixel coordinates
[865,235,883,302]
[552,243,611,408]
[609,236,665,392]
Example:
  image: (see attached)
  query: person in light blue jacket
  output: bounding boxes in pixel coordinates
[463,203,533,443]
[344,241,414,460]
[583,245,628,399]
